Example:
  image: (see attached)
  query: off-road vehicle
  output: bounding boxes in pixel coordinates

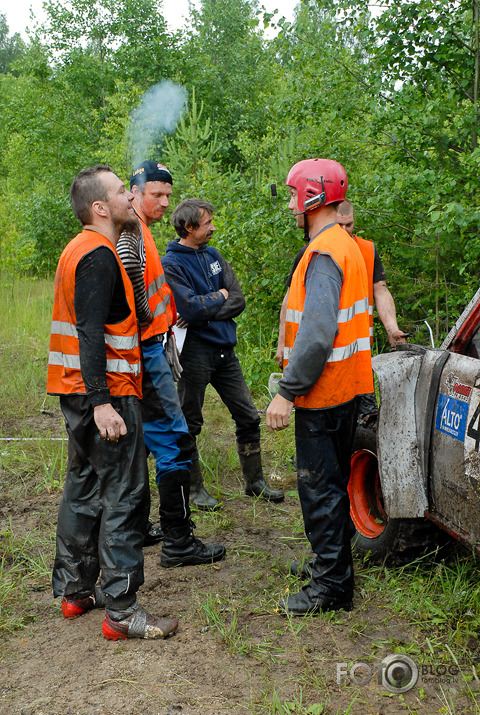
[349,288,480,562]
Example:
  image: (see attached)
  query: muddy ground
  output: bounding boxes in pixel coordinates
[0,394,478,714]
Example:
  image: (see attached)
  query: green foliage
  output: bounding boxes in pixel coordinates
[0,13,24,75]
[164,87,220,177]
[1,0,480,369]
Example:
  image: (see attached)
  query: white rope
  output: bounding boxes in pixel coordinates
[0,437,67,441]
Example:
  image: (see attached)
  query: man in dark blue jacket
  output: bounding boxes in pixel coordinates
[162,198,284,509]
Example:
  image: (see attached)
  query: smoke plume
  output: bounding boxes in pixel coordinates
[129,80,188,165]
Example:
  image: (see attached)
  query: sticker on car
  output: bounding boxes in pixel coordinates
[435,393,470,441]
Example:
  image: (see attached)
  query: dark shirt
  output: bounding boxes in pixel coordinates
[74,246,130,407]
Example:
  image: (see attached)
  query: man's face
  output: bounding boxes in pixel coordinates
[288,187,305,229]
[101,172,134,230]
[134,181,172,223]
[187,210,215,248]
[337,211,354,236]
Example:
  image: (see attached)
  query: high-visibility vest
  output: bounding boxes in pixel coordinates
[284,224,373,409]
[353,234,375,346]
[138,218,176,341]
[47,231,142,398]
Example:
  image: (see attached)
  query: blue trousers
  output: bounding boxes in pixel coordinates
[141,341,191,483]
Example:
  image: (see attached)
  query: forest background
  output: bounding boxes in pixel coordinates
[1,0,480,391]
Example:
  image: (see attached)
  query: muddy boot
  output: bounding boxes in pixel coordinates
[237,442,284,502]
[144,520,164,547]
[189,455,220,511]
[279,585,353,616]
[289,557,315,580]
[160,521,226,568]
[103,602,178,640]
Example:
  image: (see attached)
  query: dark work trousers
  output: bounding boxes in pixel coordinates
[52,394,149,614]
[177,332,260,457]
[295,398,359,600]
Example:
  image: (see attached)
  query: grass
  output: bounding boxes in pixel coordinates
[3,277,480,713]
[0,520,55,633]
[0,278,57,423]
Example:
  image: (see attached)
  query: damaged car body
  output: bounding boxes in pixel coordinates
[349,288,480,562]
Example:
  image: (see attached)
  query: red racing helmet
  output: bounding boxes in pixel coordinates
[286,158,348,213]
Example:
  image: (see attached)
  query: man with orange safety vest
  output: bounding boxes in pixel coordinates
[47,165,178,640]
[275,198,405,415]
[266,159,373,616]
[118,161,225,568]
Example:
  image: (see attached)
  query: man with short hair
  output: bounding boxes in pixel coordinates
[267,159,372,616]
[162,198,284,509]
[48,165,178,640]
[117,161,225,567]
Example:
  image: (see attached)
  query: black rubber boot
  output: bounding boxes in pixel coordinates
[189,456,220,511]
[144,520,164,547]
[279,584,353,616]
[160,522,226,568]
[237,442,284,502]
[289,557,315,580]
[157,468,191,534]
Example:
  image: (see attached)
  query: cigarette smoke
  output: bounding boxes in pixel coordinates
[129,80,188,165]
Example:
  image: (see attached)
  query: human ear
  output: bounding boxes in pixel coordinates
[91,200,108,219]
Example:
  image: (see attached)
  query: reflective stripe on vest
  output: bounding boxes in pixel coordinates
[146,273,167,300]
[48,351,141,376]
[284,225,373,409]
[283,335,372,364]
[47,231,142,397]
[139,220,176,340]
[50,321,139,351]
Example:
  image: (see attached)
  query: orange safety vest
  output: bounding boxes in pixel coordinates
[138,218,176,341]
[47,231,142,398]
[353,234,375,346]
[284,224,373,409]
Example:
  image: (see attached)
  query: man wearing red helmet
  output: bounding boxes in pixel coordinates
[275,197,406,416]
[266,159,373,615]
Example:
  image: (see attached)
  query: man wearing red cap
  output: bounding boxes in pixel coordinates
[267,159,373,616]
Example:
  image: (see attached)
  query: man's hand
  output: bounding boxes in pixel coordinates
[387,329,407,348]
[219,288,229,300]
[94,403,127,442]
[266,393,294,434]
[176,316,189,329]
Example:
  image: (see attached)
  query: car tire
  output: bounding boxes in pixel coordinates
[349,422,447,564]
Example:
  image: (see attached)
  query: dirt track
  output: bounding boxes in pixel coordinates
[0,399,477,714]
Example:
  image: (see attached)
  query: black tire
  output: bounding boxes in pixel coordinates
[349,422,447,565]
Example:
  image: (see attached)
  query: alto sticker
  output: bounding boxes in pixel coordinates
[435,394,469,441]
